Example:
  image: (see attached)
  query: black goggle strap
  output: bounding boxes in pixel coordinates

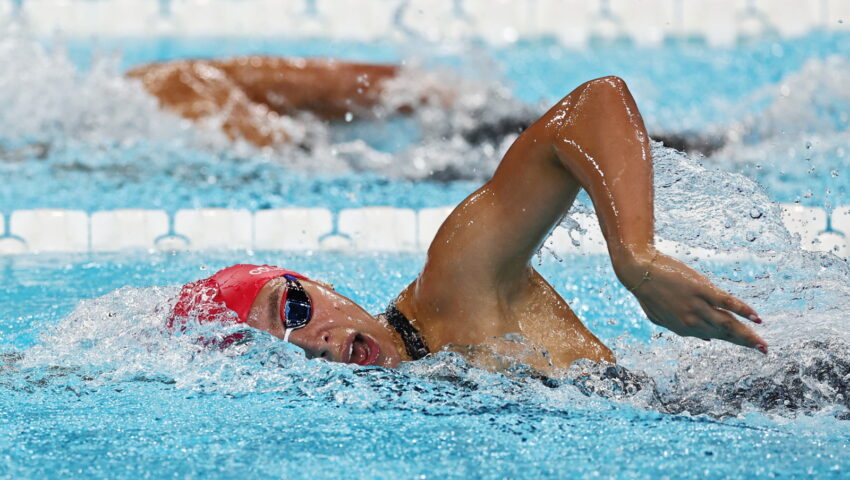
[281,274,312,343]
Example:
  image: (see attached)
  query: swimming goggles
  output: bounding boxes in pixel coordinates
[280,274,313,342]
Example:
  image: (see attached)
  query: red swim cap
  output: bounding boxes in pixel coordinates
[168,264,307,331]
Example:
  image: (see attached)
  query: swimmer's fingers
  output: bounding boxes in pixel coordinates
[705,289,761,324]
[700,306,768,354]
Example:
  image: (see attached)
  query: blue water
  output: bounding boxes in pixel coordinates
[3,25,850,479]
[1,251,849,479]
[67,33,850,131]
[1,30,849,212]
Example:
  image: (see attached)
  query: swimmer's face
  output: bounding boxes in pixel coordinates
[247,278,403,367]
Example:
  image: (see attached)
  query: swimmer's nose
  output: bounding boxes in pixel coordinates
[291,331,335,361]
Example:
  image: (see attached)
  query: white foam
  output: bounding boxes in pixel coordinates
[724,56,850,143]
[0,27,227,149]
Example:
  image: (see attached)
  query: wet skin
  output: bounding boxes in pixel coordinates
[246,278,404,368]
[128,57,402,147]
[168,69,768,373]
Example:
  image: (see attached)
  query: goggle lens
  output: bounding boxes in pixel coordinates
[281,275,312,339]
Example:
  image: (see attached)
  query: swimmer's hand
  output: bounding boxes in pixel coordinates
[615,249,768,354]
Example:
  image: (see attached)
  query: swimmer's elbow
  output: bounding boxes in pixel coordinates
[543,76,632,132]
[580,75,629,96]
[573,77,634,116]
[551,76,638,135]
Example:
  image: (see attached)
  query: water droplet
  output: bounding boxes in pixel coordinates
[831,170,839,177]
[805,141,813,149]
[803,190,813,199]
[344,112,353,122]
[749,207,763,219]
[746,231,757,242]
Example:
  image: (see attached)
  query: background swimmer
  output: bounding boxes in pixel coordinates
[172,76,768,374]
[128,57,456,147]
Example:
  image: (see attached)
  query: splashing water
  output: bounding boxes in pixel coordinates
[4,142,847,422]
[0,24,847,420]
[703,55,850,208]
[605,143,850,419]
[0,27,225,149]
[730,55,850,142]
[0,27,535,177]
[3,26,850,479]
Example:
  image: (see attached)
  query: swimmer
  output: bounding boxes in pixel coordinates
[170,76,768,374]
[128,57,452,147]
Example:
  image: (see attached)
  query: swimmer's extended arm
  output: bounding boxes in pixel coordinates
[425,76,767,353]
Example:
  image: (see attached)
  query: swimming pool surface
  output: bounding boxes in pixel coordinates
[2,24,850,480]
[1,30,849,212]
[1,249,849,479]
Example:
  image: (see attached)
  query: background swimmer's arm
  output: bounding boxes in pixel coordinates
[213,57,401,119]
[128,60,296,146]
[423,76,767,353]
[128,57,404,146]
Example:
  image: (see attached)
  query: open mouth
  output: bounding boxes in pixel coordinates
[346,333,381,366]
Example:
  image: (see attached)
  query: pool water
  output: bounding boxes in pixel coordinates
[1,29,849,211]
[1,249,849,479]
[2,24,850,479]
